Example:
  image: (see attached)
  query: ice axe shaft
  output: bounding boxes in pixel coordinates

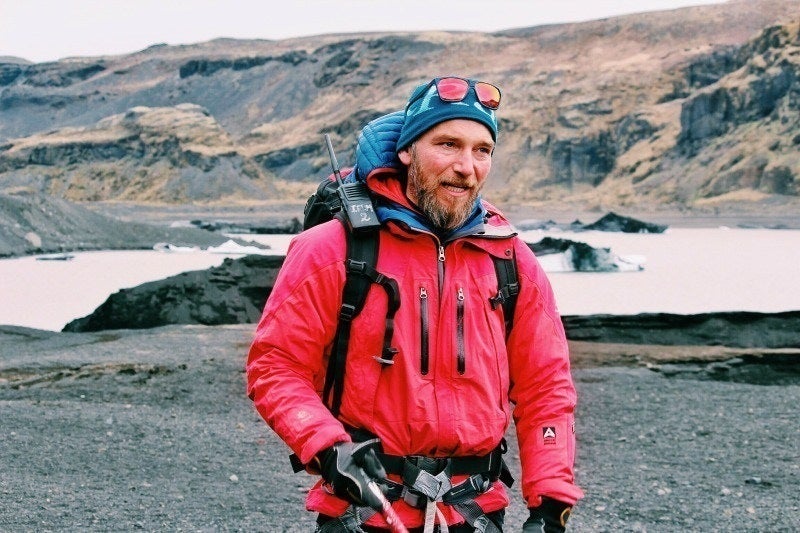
[366,480,409,533]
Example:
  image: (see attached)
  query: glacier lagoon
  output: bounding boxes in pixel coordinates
[1,228,798,331]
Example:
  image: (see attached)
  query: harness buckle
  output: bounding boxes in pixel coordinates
[410,469,452,501]
[443,474,492,504]
[402,488,426,509]
[407,455,448,474]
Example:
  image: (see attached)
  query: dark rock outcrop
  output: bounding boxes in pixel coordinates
[7,60,107,88]
[632,21,800,203]
[678,61,796,146]
[516,212,667,233]
[178,51,310,78]
[546,131,617,187]
[0,63,25,86]
[581,212,668,233]
[188,218,303,234]
[563,311,800,349]
[658,45,744,102]
[63,255,284,332]
[671,24,799,146]
[0,104,276,202]
[255,143,319,169]
[613,114,658,152]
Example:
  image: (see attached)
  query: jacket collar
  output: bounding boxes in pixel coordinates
[366,168,516,242]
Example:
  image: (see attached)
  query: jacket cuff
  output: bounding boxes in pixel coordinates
[298,426,351,466]
[528,478,585,508]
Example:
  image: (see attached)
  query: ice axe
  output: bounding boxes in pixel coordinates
[364,479,409,533]
[350,441,409,533]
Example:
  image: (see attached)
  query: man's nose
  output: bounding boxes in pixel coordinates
[451,149,475,175]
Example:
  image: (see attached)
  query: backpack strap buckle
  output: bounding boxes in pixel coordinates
[339,303,357,321]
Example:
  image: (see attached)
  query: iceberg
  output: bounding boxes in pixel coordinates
[529,237,645,272]
[206,239,271,255]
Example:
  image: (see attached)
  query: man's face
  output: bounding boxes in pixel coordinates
[398,119,494,231]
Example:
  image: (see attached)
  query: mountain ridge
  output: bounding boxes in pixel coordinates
[0,0,797,213]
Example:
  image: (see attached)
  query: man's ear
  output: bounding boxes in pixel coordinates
[398,148,411,166]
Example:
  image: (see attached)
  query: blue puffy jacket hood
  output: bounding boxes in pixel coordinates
[353,111,405,183]
[351,110,488,241]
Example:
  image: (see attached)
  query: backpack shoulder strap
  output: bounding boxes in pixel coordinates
[323,217,400,417]
[339,215,379,323]
[489,252,520,338]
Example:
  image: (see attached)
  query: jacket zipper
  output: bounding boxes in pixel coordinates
[419,286,429,375]
[456,286,466,375]
[421,244,443,376]
[437,244,445,295]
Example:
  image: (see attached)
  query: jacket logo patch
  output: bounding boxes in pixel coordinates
[543,426,557,445]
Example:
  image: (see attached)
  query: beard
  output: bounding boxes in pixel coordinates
[407,155,481,232]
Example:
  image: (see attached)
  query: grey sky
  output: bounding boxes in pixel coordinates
[1,0,726,63]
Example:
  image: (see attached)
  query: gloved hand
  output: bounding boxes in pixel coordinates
[522,496,572,532]
[317,439,388,508]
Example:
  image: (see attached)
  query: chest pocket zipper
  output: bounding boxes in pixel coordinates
[419,286,430,375]
[456,286,466,375]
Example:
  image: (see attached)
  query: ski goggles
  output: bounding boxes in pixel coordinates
[419,77,502,110]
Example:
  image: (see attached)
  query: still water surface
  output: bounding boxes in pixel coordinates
[532,227,800,316]
[1,229,797,332]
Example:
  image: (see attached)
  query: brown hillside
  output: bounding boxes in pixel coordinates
[0,0,797,213]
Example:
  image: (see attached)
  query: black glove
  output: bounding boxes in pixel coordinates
[522,497,572,532]
[317,439,388,508]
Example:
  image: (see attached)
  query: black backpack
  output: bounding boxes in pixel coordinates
[302,175,520,417]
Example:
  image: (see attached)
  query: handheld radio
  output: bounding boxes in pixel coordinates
[324,134,380,233]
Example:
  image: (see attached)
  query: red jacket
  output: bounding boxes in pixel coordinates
[247,170,583,528]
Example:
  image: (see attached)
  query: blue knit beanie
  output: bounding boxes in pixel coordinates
[396,77,499,152]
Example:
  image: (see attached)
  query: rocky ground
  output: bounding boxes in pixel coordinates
[2,199,799,531]
[1,324,798,532]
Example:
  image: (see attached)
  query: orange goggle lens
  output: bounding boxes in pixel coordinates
[473,82,501,110]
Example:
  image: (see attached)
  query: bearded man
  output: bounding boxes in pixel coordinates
[247,76,583,532]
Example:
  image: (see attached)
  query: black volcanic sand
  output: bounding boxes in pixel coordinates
[1,325,798,531]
